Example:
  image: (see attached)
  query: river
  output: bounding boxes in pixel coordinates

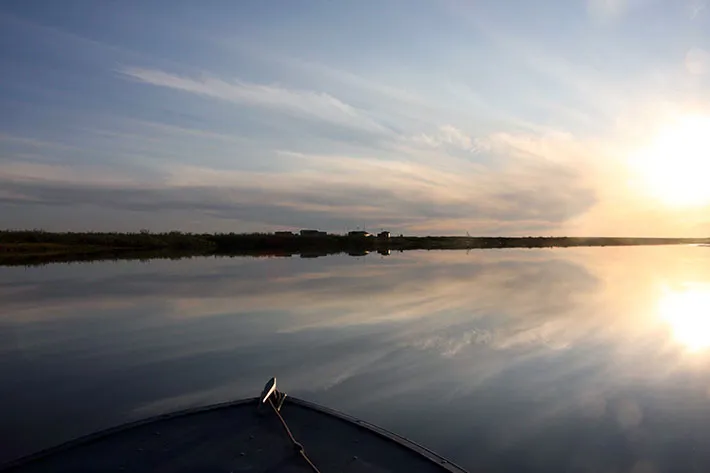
[2,246,710,472]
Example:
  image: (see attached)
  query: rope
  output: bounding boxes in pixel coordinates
[268,397,323,473]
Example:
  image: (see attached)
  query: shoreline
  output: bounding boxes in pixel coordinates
[1,231,708,266]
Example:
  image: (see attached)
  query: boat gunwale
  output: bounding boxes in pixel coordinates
[1,396,468,473]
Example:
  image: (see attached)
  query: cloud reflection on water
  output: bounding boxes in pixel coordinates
[3,247,710,471]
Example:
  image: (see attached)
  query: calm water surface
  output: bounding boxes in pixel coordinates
[3,247,710,472]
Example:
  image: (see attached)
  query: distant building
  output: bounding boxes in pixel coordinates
[377,231,391,239]
[300,229,327,237]
[300,251,328,258]
[348,230,372,238]
[275,231,294,236]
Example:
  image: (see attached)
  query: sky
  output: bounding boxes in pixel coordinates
[2,0,710,236]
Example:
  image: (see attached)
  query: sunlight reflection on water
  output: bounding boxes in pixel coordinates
[3,247,710,472]
[658,284,710,351]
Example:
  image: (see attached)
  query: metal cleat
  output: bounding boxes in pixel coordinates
[259,377,287,412]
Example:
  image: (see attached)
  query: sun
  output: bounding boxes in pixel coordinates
[630,115,710,207]
[658,286,710,351]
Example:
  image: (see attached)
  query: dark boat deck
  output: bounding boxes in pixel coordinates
[3,397,467,473]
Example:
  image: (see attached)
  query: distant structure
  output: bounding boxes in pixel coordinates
[300,229,327,237]
[377,231,391,239]
[300,251,328,258]
[348,230,372,238]
[275,231,294,236]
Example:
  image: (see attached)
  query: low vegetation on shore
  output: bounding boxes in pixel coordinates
[1,230,708,266]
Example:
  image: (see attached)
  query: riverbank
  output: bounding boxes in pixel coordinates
[1,230,708,266]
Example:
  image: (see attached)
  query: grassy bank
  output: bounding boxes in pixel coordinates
[0,230,214,251]
[1,230,708,266]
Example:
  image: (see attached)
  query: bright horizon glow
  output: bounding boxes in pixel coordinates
[658,285,710,351]
[631,115,710,207]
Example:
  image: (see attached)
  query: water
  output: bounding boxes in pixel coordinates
[2,247,710,472]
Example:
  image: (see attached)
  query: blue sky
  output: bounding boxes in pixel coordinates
[2,0,710,235]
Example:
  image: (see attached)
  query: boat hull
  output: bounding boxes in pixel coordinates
[2,397,467,473]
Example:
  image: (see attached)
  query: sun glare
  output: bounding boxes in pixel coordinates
[631,115,710,206]
[658,286,710,351]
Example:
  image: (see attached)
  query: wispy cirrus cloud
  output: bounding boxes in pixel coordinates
[119,66,391,134]
[0,136,597,235]
[411,125,481,153]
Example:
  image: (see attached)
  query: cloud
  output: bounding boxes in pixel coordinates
[412,125,480,152]
[119,66,390,134]
[0,161,143,186]
[0,142,596,234]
